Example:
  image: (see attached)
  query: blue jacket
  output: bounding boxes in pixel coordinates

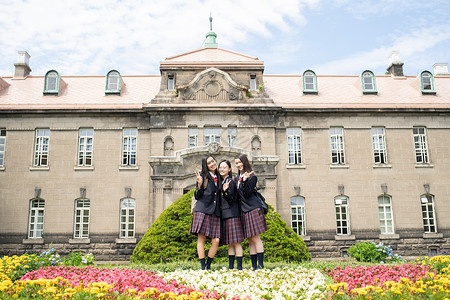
[235,174,263,213]
[193,174,221,217]
[220,175,240,219]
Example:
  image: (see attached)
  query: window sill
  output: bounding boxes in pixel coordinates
[0,166,5,171]
[334,235,355,241]
[119,166,139,171]
[423,233,443,239]
[69,238,90,244]
[373,164,392,169]
[74,166,94,171]
[29,166,50,171]
[415,164,434,168]
[303,91,318,95]
[421,91,436,95]
[286,164,306,169]
[379,234,400,240]
[330,164,349,169]
[362,91,378,95]
[23,238,44,244]
[115,238,137,244]
[300,235,311,242]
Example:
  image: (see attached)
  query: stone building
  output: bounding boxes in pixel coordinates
[1,30,449,260]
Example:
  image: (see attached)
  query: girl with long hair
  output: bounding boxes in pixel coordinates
[218,159,244,270]
[235,153,267,270]
[190,154,221,270]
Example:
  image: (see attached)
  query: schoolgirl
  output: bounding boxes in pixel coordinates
[218,159,244,270]
[190,154,221,270]
[235,153,268,270]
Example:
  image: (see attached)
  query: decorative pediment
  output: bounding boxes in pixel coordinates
[177,68,246,103]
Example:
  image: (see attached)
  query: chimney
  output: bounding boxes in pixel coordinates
[387,51,404,76]
[14,51,31,78]
[433,63,449,75]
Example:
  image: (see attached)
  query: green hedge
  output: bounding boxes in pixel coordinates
[131,189,311,263]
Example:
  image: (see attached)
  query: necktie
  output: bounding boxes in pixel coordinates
[213,176,218,183]
[239,176,243,182]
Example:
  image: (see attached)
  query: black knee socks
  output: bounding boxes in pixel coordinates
[236,256,243,270]
[257,252,264,269]
[206,256,214,270]
[250,254,258,270]
[199,258,206,270]
[228,255,235,269]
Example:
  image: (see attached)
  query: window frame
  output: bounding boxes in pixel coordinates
[413,127,430,164]
[73,198,90,238]
[302,70,318,94]
[361,70,377,94]
[249,74,257,91]
[43,70,60,95]
[33,129,50,167]
[188,127,198,148]
[167,74,175,91]
[122,128,138,166]
[420,71,436,95]
[335,196,350,235]
[120,197,136,238]
[372,127,388,164]
[421,194,437,233]
[378,195,394,234]
[287,127,302,164]
[204,127,221,145]
[77,128,94,167]
[105,70,121,95]
[330,127,345,165]
[228,127,237,147]
[0,129,6,167]
[290,196,306,235]
[28,198,45,238]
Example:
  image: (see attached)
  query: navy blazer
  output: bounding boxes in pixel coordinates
[235,174,263,213]
[220,175,240,219]
[193,174,221,217]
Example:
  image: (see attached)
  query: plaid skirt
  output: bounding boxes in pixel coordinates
[241,208,268,238]
[190,212,221,239]
[222,217,245,245]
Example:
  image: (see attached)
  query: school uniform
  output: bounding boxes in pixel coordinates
[220,175,244,245]
[190,172,221,239]
[236,173,267,238]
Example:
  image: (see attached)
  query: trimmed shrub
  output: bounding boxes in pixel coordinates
[348,241,404,263]
[131,189,311,263]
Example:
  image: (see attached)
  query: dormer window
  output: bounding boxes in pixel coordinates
[361,70,377,94]
[105,70,121,95]
[420,71,436,95]
[250,74,257,90]
[303,70,317,94]
[168,74,175,91]
[43,70,60,95]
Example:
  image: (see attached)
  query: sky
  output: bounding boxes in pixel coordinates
[0,0,449,77]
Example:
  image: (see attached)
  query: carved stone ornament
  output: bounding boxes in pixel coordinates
[208,142,220,154]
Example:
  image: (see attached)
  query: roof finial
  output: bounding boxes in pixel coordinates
[209,13,213,31]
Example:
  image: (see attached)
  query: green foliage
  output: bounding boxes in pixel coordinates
[132,189,311,264]
[348,242,404,263]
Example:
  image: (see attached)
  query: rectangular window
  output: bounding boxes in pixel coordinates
[188,128,198,148]
[168,75,175,91]
[413,127,430,163]
[372,127,387,164]
[0,129,5,166]
[335,196,350,235]
[204,127,221,145]
[78,128,94,166]
[291,197,306,235]
[122,128,138,166]
[421,195,437,233]
[74,199,90,238]
[228,127,237,147]
[120,198,136,238]
[250,75,257,90]
[378,195,394,234]
[330,127,345,164]
[287,128,302,164]
[29,199,45,238]
[33,129,50,167]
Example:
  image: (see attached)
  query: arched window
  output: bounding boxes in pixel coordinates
[251,136,261,156]
[361,70,377,94]
[334,196,350,235]
[120,198,136,238]
[164,136,174,156]
[43,70,60,95]
[290,196,306,235]
[421,194,437,233]
[378,195,394,234]
[105,70,121,94]
[28,198,45,238]
[302,70,318,94]
[74,198,90,238]
[420,71,436,94]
